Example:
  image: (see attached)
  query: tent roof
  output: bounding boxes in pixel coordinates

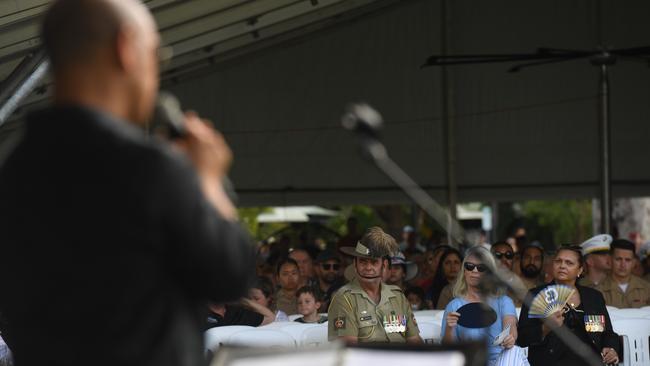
[1,0,649,207]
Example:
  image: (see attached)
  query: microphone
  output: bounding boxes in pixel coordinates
[150,91,238,205]
[341,103,388,161]
[341,103,383,138]
[151,91,187,139]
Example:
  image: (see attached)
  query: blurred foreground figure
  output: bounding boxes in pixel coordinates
[0,1,255,365]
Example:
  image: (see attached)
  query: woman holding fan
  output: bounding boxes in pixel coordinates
[517,245,620,366]
[441,246,528,365]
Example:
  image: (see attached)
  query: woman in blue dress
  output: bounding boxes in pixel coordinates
[441,246,528,366]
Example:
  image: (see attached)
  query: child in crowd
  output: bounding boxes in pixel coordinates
[294,286,327,324]
[249,277,289,322]
[405,286,428,311]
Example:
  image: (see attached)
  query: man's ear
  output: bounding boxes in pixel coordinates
[114,26,138,73]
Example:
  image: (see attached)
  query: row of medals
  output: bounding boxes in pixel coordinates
[383,314,407,333]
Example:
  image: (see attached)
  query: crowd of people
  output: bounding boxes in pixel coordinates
[0,1,649,365]
[206,220,650,365]
[218,223,650,325]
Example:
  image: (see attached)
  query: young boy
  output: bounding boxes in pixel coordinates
[294,286,327,324]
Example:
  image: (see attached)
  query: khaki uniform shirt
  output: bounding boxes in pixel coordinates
[578,276,602,289]
[328,278,419,342]
[595,275,650,308]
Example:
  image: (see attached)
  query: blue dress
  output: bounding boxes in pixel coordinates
[441,296,516,362]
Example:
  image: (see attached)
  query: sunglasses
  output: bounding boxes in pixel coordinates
[464,262,487,272]
[493,251,515,260]
[321,263,340,271]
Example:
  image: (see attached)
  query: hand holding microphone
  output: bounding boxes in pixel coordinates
[151,92,238,220]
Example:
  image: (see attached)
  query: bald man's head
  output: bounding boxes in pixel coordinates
[43,0,150,70]
[42,0,160,124]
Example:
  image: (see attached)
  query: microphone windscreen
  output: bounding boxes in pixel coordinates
[151,91,186,139]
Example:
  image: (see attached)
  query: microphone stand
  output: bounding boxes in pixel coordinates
[342,104,604,366]
[341,104,464,245]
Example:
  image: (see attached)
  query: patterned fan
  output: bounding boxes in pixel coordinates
[528,285,575,318]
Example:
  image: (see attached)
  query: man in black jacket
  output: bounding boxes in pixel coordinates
[0,0,255,365]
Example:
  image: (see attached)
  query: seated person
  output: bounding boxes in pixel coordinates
[294,286,328,324]
[441,246,528,366]
[595,239,650,308]
[315,250,345,313]
[428,248,463,309]
[275,257,301,315]
[405,286,428,311]
[387,252,418,290]
[205,298,275,330]
[517,245,620,366]
[249,276,289,321]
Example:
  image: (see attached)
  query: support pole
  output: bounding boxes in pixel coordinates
[440,0,458,244]
[0,51,49,126]
[597,63,612,234]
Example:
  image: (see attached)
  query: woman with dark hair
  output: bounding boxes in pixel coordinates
[426,247,462,309]
[518,246,620,366]
[249,277,289,322]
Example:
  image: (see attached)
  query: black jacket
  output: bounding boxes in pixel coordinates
[517,282,620,366]
[0,106,256,366]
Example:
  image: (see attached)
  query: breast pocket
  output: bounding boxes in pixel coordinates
[358,314,377,339]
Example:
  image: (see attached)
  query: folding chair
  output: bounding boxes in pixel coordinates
[227,328,297,348]
[300,324,329,347]
[432,310,445,325]
[413,310,437,323]
[204,325,254,354]
[417,320,442,344]
[615,309,650,319]
[266,323,319,343]
[612,318,650,366]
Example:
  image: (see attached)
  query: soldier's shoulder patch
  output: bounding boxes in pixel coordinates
[334,316,346,329]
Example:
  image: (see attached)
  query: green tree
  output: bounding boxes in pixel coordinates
[328,205,385,235]
[522,200,592,246]
[237,207,287,240]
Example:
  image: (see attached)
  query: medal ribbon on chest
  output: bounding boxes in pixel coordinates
[584,314,605,332]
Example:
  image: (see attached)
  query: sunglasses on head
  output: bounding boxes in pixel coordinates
[321,263,340,271]
[493,251,515,260]
[464,262,487,272]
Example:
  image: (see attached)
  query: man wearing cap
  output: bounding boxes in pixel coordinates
[578,234,613,288]
[387,252,418,290]
[399,225,426,256]
[595,239,650,308]
[315,250,344,312]
[328,227,422,344]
